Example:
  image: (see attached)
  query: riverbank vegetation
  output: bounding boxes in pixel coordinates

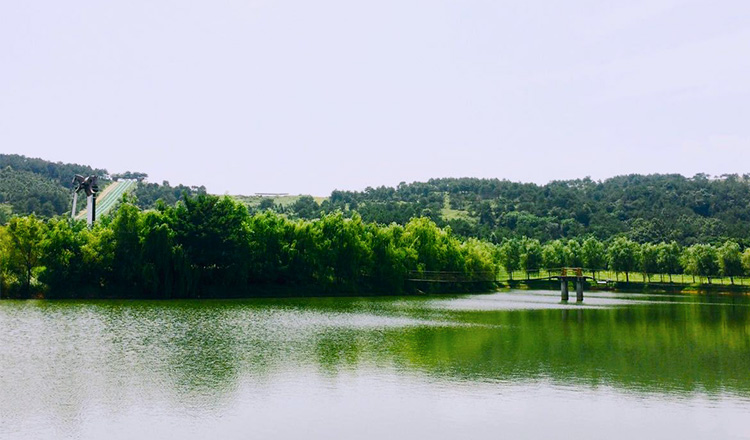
[494,236,750,285]
[3,195,750,298]
[4,154,750,298]
[0,194,497,299]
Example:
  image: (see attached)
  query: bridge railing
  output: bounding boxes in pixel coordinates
[407,270,497,283]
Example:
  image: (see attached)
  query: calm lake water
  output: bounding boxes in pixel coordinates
[1,290,749,439]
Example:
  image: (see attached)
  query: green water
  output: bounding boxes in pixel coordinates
[1,290,749,439]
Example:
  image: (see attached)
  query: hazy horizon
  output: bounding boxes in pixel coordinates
[2,1,749,195]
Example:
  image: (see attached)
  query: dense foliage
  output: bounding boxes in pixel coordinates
[0,154,107,187]
[4,154,750,299]
[0,195,497,299]
[0,155,205,219]
[493,236,750,285]
[0,167,70,218]
[6,154,750,248]
[132,181,207,209]
[283,175,750,246]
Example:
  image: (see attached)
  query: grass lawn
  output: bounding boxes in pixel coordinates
[496,268,750,286]
[232,194,328,208]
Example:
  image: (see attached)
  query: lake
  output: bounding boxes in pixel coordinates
[1,290,749,439]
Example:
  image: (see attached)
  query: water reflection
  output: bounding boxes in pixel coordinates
[0,291,749,438]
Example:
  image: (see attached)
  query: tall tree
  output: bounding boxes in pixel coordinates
[717,240,743,285]
[39,219,95,297]
[498,238,521,280]
[607,237,640,282]
[168,194,252,294]
[521,238,543,279]
[110,201,143,293]
[581,237,605,278]
[684,244,719,284]
[656,242,682,282]
[316,212,372,291]
[564,239,583,268]
[367,223,414,292]
[542,240,565,272]
[6,215,46,296]
[640,243,660,282]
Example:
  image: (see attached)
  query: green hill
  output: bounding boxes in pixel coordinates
[0,154,204,221]
[0,167,70,218]
[319,175,750,245]
[3,154,750,246]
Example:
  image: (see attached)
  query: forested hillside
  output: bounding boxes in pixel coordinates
[0,154,107,187]
[3,154,750,246]
[0,154,204,219]
[0,167,69,218]
[301,175,750,246]
[0,154,106,219]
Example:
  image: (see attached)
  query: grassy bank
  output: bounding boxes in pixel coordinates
[497,277,750,294]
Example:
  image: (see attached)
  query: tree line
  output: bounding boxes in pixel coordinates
[306,174,750,246]
[6,153,750,249]
[0,194,497,299]
[0,154,107,187]
[496,236,747,284]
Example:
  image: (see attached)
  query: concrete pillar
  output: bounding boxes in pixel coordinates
[576,278,584,302]
[86,195,94,227]
[561,279,569,301]
[71,192,78,219]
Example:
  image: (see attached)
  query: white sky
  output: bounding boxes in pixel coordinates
[2,0,749,195]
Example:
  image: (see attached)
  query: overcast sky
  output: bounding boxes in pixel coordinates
[2,0,749,195]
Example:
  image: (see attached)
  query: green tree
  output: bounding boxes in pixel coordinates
[367,223,414,292]
[6,215,47,296]
[607,237,640,282]
[317,212,372,291]
[717,240,742,284]
[258,197,275,211]
[640,243,659,282]
[247,211,294,284]
[542,240,565,272]
[564,239,583,268]
[0,204,11,225]
[656,241,682,282]
[167,194,252,294]
[462,238,498,284]
[38,219,95,297]
[521,238,543,279]
[140,210,182,298]
[683,244,719,284]
[402,217,463,274]
[110,201,143,294]
[581,237,605,278]
[498,238,521,280]
[291,196,320,219]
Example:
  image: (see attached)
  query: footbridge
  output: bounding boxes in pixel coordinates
[406,267,600,301]
[406,270,497,284]
[525,268,599,302]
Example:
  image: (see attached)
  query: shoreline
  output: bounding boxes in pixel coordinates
[498,279,750,295]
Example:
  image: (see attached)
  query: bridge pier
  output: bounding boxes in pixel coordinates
[576,277,584,302]
[561,279,569,301]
